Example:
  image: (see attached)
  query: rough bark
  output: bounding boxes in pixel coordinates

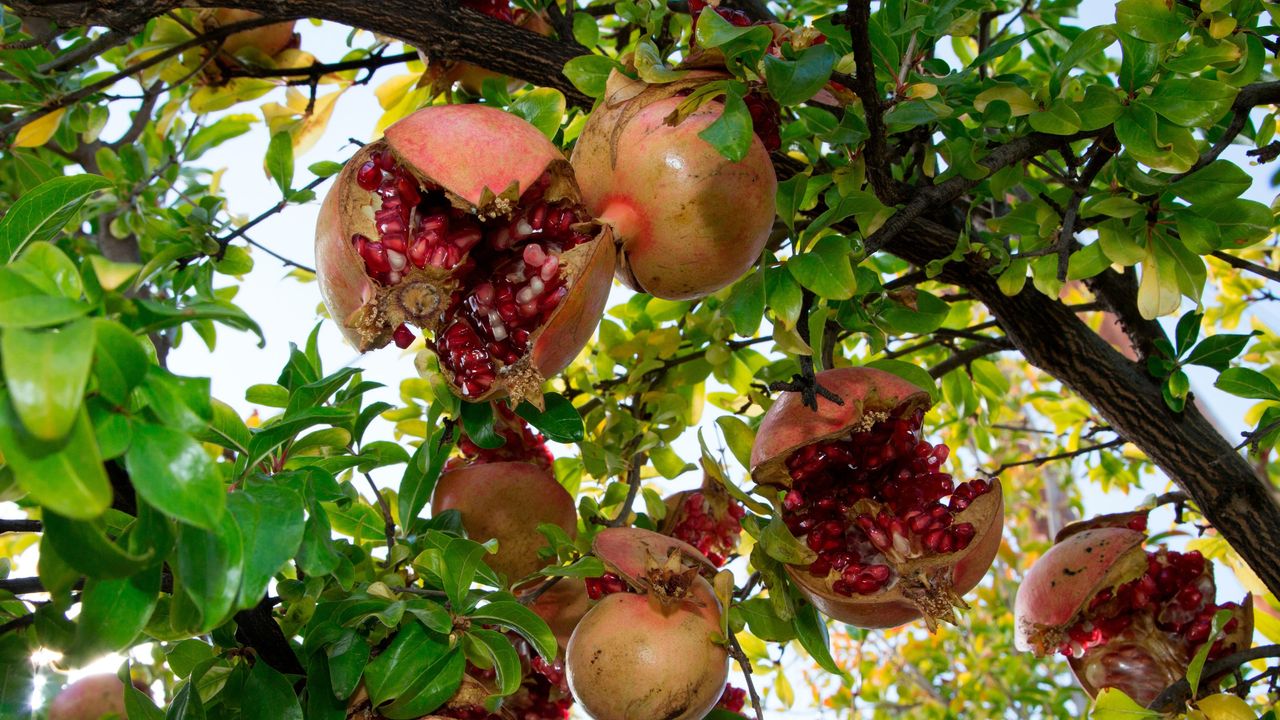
[10,0,1280,600]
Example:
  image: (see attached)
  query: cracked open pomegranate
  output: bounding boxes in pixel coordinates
[1015,514,1254,706]
[570,71,777,300]
[567,528,728,720]
[660,474,745,567]
[316,105,616,405]
[432,408,577,582]
[750,367,1004,630]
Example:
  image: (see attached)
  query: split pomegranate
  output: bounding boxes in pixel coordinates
[315,105,616,405]
[566,528,728,720]
[1014,517,1254,706]
[750,367,1005,630]
[570,71,777,300]
[431,412,577,582]
[661,474,745,567]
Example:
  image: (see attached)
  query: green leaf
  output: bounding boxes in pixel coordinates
[380,649,463,720]
[792,602,844,676]
[1147,78,1238,127]
[0,393,110,519]
[467,628,522,696]
[468,601,557,662]
[563,56,621,98]
[1067,242,1112,280]
[326,629,371,699]
[511,88,567,140]
[1184,333,1254,371]
[175,512,245,632]
[571,12,599,47]
[308,160,345,178]
[697,87,754,162]
[515,393,584,443]
[460,400,502,449]
[722,271,765,337]
[1052,26,1116,96]
[1028,100,1082,135]
[1174,311,1202,356]
[231,484,305,606]
[41,511,154,578]
[70,564,161,659]
[763,44,836,106]
[1191,200,1274,248]
[1115,0,1186,43]
[244,656,304,720]
[866,359,940,402]
[364,621,449,706]
[879,290,949,334]
[788,236,857,300]
[0,174,111,262]
[399,407,451,526]
[714,416,755,470]
[1,319,94,441]
[1215,367,1280,401]
[1169,160,1252,204]
[125,423,227,530]
[92,319,149,406]
[266,131,294,195]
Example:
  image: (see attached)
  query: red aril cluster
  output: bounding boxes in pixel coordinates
[781,410,992,598]
[584,572,628,599]
[751,367,1005,630]
[316,105,615,406]
[1015,521,1254,706]
[715,685,748,716]
[445,403,554,471]
[665,490,746,567]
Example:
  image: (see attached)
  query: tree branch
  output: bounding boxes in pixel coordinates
[845,1,903,204]
[0,520,42,534]
[1148,645,1280,712]
[1211,250,1280,284]
[984,437,1125,476]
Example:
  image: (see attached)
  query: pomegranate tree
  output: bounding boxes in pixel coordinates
[660,474,745,567]
[1014,515,1254,706]
[315,105,616,405]
[567,528,728,720]
[750,367,1005,630]
[570,71,777,301]
[432,407,577,581]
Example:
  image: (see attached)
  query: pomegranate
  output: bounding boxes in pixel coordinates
[566,528,728,720]
[48,674,136,720]
[749,367,1005,631]
[1014,517,1254,707]
[200,9,297,58]
[570,71,777,300]
[315,105,616,405]
[660,474,745,567]
[519,577,591,649]
[432,411,577,581]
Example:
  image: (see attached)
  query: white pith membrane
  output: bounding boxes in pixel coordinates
[780,405,1000,630]
[1025,543,1252,706]
[335,144,605,405]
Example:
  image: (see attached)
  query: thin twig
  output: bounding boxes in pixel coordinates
[1148,645,1280,711]
[1211,251,1280,284]
[216,174,331,249]
[37,27,134,74]
[0,520,42,534]
[846,0,904,204]
[363,471,398,567]
[726,630,766,720]
[985,437,1126,475]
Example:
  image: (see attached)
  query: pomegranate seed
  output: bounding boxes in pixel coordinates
[392,323,415,348]
[356,161,381,190]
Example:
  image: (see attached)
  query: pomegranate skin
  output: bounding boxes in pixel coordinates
[314,105,617,405]
[48,674,130,720]
[749,367,933,487]
[571,72,777,301]
[592,526,718,583]
[431,461,577,582]
[565,589,728,720]
[1013,527,1148,653]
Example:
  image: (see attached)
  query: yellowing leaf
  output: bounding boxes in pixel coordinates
[291,88,347,156]
[13,108,67,148]
[907,82,938,99]
[189,78,276,113]
[375,73,421,111]
[1194,694,1257,720]
[376,85,433,136]
[775,665,795,707]
[974,85,1038,116]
